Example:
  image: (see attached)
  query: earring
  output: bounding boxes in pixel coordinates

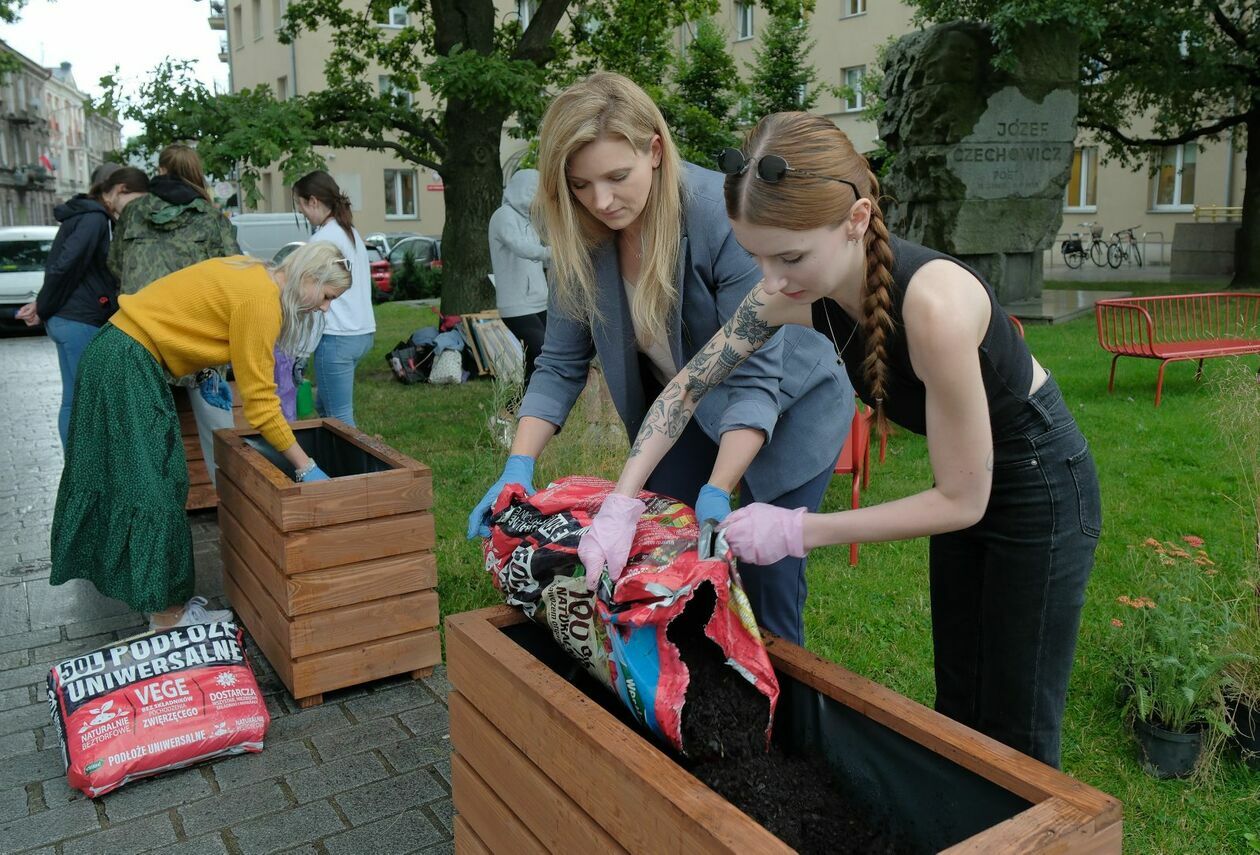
[847,235,860,244]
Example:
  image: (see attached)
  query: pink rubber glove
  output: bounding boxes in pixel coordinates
[578,493,646,592]
[719,503,808,565]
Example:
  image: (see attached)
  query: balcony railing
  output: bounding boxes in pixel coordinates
[209,0,226,29]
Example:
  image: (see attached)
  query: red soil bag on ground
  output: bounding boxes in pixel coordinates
[483,475,779,756]
[47,622,269,797]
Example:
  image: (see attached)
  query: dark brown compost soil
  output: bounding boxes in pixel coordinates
[669,582,910,854]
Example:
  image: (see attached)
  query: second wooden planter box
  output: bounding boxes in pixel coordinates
[175,384,247,511]
[215,419,440,707]
[447,605,1122,854]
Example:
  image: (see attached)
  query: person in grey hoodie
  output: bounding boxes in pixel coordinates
[488,168,550,386]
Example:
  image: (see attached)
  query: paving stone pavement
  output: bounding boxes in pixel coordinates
[0,334,454,855]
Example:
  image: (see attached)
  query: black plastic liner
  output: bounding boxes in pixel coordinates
[500,621,1031,853]
[243,426,394,480]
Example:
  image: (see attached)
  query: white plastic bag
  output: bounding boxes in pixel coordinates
[428,349,463,385]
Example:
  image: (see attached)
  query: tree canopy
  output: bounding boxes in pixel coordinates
[746,5,829,118]
[912,0,1259,285]
[123,0,744,312]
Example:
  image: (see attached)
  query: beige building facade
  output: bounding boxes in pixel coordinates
[45,62,92,203]
[0,41,55,226]
[716,1,1245,267]
[213,0,463,238]
[215,1,1245,265]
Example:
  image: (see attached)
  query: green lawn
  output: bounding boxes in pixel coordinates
[354,293,1259,853]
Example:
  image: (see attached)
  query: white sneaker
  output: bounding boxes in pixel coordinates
[177,596,234,626]
[149,597,235,631]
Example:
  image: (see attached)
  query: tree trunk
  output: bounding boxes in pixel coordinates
[1231,106,1259,288]
[438,96,504,314]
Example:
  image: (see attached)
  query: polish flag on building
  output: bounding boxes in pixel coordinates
[39,150,55,173]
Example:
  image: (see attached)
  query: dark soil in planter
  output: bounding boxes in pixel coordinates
[670,583,910,853]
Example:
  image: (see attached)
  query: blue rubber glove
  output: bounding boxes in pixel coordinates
[296,463,329,483]
[467,454,536,539]
[198,370,233,412]
[695,483,732,525]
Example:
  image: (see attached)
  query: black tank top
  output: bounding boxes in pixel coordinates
[810,236,1033,437]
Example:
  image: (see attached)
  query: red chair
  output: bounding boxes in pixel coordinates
[833,405,873,566]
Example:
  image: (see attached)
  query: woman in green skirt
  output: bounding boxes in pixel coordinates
[50,242,351,628]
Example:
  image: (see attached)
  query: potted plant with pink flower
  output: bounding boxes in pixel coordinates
[1111,536,1243,778]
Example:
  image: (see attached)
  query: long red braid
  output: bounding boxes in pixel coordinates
[860,168,896,439]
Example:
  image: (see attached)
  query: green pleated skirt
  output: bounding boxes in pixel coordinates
[50,324,194,613]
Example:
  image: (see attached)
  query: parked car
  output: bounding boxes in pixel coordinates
[232,213,312,261]
[387,235,442,270]
[363,231,423,256]
[0,226,57,330]
[272,241,393,302]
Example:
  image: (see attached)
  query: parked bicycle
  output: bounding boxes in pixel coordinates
[1061,222,1109,269]
[1107,225,1143,268]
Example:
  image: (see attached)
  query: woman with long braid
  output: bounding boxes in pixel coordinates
[580,112,1101,769]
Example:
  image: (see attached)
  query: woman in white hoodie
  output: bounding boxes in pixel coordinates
[488,168,551,385]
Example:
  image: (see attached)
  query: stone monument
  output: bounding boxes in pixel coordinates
[878,22,1080,305]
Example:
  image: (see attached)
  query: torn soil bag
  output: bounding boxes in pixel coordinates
[483,475,778,757]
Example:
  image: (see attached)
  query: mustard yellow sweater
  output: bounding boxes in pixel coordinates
[111,257,296,452]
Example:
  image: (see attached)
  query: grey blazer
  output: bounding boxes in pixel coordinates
[517,163,852,500]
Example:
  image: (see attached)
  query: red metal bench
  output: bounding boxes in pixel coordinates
[1095,293,1260,405]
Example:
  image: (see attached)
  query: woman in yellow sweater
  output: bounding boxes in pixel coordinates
[50,242,351,627]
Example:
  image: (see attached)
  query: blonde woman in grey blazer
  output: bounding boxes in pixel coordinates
[467,73,852,644]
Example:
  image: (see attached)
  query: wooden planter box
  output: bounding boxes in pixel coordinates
[175,384,247,511]
[215,419,440,707]
[447,606,1122,854]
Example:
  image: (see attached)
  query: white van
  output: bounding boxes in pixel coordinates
[230,213,311,260]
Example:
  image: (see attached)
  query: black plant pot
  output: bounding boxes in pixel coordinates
[1230,698,1260,771]
[1134,717,1203,779]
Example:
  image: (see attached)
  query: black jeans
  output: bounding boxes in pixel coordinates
[501,311,548,388]
[929,375,1101,768]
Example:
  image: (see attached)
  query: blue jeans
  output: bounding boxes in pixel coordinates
[312,333,374,427]
[643,415,836,646]
[45,315,100,449]
[929,375,1101,768]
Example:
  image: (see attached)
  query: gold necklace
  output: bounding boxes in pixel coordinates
[821,305,859,366]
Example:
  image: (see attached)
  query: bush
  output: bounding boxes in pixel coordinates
[389,253,443,301]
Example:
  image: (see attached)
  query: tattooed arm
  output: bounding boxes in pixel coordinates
[612,287,784,496]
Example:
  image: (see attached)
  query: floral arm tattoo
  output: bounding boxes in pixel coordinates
[628,290,779,461]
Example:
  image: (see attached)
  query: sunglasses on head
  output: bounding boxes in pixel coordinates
[333,256,352,272]
[716,148,860,199]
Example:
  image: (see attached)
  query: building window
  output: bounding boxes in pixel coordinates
[232,4,243,47]
[251,0,262,39]
[1152,144,1196,209]
[378,75,413,107]
[276,75,288,100]
[385,169,418,218]
[272,0,287,29]
[517,0,537,29]
[376,5,407,27]
[842,65,866,112]
[842,0,867,16]
[1065,146,1098,210]
[735,2,753,40]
